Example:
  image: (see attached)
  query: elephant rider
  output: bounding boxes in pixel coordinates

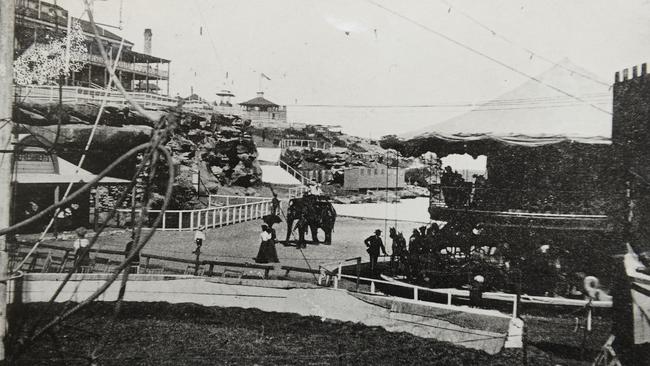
[364,229,387,276]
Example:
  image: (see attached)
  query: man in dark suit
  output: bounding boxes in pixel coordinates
[364,229,387,276]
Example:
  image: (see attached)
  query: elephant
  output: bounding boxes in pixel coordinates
[285,196,336,247]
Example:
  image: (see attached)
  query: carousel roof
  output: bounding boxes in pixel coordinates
[403,59,612,147]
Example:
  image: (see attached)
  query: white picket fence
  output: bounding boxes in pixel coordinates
[115,195,272,231]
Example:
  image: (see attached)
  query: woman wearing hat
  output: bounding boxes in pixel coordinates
[364,229,387,276]
[73,227,91,271]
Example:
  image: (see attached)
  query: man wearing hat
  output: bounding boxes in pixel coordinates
[364,229,387,276]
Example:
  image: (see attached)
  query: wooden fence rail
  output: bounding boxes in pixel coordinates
[112,196,272,231]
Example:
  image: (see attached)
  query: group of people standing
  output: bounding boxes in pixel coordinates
[363,224,445,277]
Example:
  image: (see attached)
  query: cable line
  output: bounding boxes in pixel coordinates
[436,0,611,87]
[364,0,612,115]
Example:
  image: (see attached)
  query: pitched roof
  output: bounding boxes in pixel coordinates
[404,59,612,146]
[15,156,129,184]
[239,96,279,107]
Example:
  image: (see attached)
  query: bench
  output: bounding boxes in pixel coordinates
[280,265,320,277]
[203,260,274,279]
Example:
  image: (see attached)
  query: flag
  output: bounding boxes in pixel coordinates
[261,73,271,81]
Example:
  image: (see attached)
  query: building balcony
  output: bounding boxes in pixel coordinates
[84,54,169,80]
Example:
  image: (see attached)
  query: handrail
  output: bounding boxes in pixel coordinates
[111,196,273,231]
[336,272,519,318]
[279,139,332,150]
[14,241,124,256]
[278,160,317,186]
[14,85,177,108]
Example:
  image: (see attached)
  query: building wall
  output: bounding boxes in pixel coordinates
[343,167,406,191]
[612,63,650,251]
[301,169,333,183]
[213,106,287,124]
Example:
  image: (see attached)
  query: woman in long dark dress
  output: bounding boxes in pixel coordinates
[266,225,279,263]
[255,225,279,263]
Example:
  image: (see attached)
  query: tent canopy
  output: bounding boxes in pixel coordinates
[403,59,612,148]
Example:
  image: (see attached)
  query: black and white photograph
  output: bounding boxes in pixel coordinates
[0,0,649,364]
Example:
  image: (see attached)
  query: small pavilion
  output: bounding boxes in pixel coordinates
[239,92,280,112]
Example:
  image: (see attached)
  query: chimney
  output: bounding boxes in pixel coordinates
[144,28,152,55]
[257,91,264,97]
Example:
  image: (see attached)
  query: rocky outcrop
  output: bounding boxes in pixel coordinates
[14,101,264,208]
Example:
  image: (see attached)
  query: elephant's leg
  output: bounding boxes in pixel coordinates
[298,225,306,246]
[285,218,294,244]
[310,224,319,243]
[324,228,332,245]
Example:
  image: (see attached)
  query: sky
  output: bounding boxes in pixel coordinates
[58,0,650,137]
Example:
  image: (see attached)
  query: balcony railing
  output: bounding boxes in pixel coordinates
[429,184,612,216]
[85,54,169,79]
[15,85,177,109]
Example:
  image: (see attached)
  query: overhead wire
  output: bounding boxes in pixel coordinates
[364,0,612,115]
[292,94,611,110]
[435,0,611,87]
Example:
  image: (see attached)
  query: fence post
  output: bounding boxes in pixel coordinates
[226,208,230,224]
[212,208,216,228]
[414,287,419,301]
[190,211,194,230]
[205,210,209,228]
[178,211,182,232]
[370,281,375,294]
[447,292,452,305]
[238,206,243,222]
[219,209,223,227]
[337,262,342,283]
[162,212,166,230]
[356,258,360,291]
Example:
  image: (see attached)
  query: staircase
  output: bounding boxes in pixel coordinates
[256,147,309,189]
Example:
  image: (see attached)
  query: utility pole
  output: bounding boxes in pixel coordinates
[0,0,16,362]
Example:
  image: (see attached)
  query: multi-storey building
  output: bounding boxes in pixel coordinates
[15,0,172,104]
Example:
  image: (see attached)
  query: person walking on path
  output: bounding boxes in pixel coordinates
[73,227,91,271]
[255,225,279,263]
[193,226,206,254]
[271,192,281,216]
[124,232,141,267]
[364,229,387,276]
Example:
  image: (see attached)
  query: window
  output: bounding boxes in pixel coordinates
[360,169,364,175]
[367,169,372,175]
[381,169,385,175]
[374,169,378,175]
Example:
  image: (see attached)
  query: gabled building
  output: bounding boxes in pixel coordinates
[12,134,128,233]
